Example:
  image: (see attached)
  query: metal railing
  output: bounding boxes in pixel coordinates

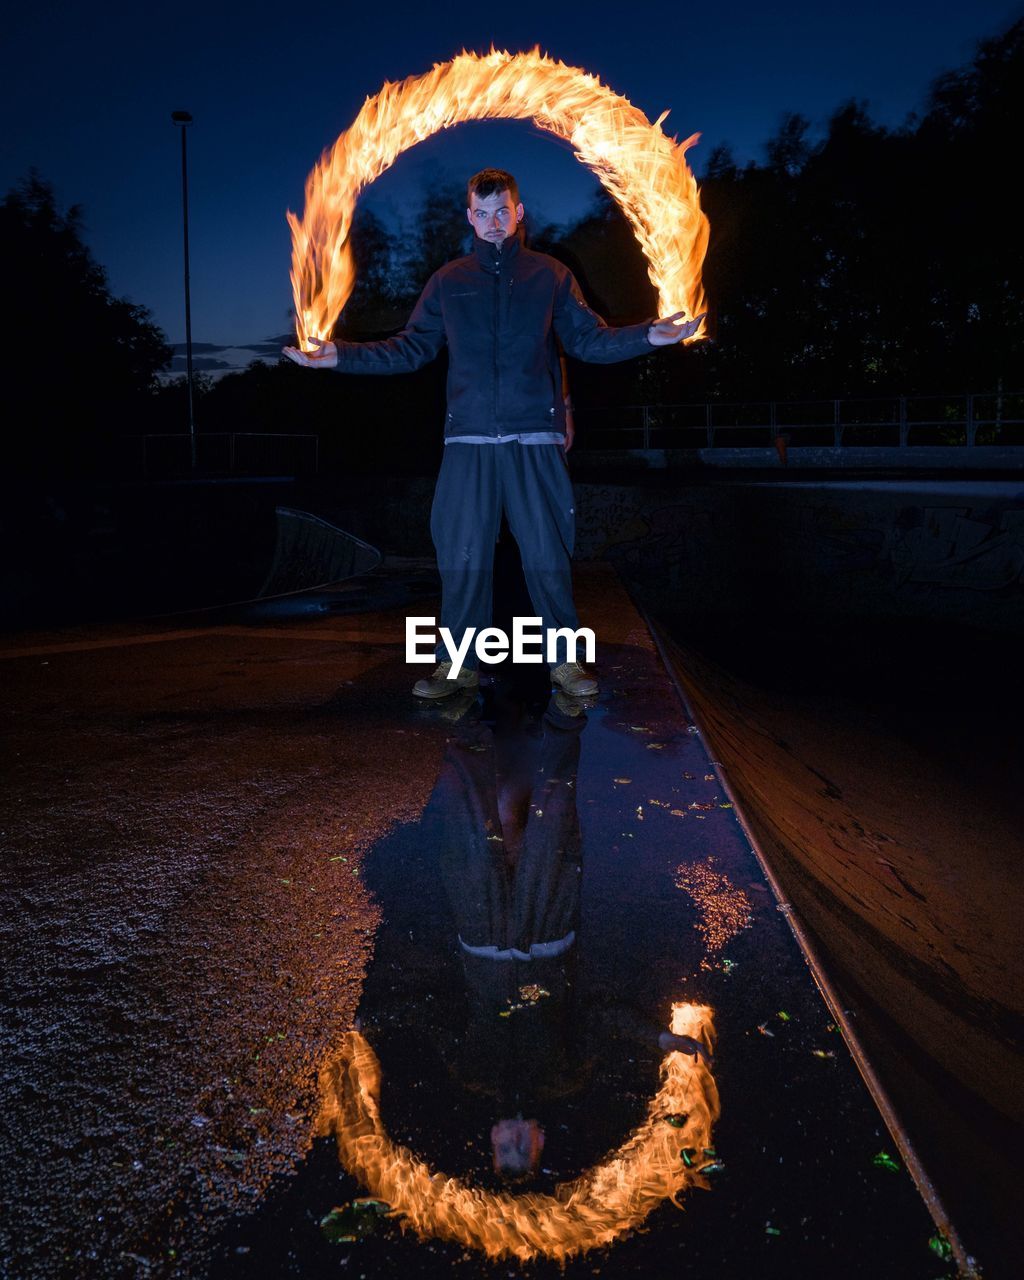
[574,392,1024,451]
[123,432,319,480]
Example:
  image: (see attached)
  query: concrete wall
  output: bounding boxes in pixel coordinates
[303,472,1024,635]
[575,477,1024,635]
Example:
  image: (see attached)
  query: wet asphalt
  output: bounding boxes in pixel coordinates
[0,563,976,1278]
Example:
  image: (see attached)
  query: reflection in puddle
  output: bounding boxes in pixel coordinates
[674,858,754,970]
[317,1006,718,1262]
[315,693,719,1263]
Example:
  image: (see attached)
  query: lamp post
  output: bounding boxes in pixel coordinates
[171,110,196,469]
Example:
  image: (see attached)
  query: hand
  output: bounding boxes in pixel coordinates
[563,403,575,454]
[659,1030,714,1067]
[647,311,707,347]
[282,336,338,368]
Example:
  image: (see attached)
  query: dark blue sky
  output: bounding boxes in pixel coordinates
[3,0,1019,346]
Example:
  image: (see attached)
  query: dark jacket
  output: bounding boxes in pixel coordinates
[333,230,656,439]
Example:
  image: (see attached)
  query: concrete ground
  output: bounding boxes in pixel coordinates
[656,615,1023,1277]
[0,562,1004,1278]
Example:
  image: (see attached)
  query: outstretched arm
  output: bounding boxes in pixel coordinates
[552,267,704,364]
[598,1003,714,1067]
[283,272,447,374]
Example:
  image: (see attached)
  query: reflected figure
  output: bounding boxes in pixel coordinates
[317,689,719,1262]
[436,690,586,1178]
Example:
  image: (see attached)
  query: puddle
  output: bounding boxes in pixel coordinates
[211,648,943,1277]
[2,564,957,1277]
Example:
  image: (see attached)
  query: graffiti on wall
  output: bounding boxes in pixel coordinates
[574,485,1024,606]
[886,506,1024,591]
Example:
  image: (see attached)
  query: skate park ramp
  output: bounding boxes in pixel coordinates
[255,508,381,600]
[0,494,382,626]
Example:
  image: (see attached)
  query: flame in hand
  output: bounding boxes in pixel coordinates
[288,48,709,350]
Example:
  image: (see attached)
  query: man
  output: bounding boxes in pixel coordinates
[284,168,702,699]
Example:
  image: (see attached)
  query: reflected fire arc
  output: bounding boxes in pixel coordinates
[316,1002,719,1263]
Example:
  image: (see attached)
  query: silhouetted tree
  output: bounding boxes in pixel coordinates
[912,17,1024,390]
[339,205,407,333]
[397,174,472,303]
[148,371,214,435]
[765,112,812,178]
[691,17,1023,400]
[0,173,171,481]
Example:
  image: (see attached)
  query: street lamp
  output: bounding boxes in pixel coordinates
[171,110,196,468]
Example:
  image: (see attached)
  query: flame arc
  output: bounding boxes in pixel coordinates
[288,48,710,350]
[316,1002,719,1263]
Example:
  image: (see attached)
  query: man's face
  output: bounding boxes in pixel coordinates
[467,189,524,244]
[490,1118,544,1178]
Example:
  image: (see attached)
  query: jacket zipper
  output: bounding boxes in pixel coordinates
[493,251,500,431]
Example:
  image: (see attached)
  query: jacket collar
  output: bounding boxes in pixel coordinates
[473,227,523,273]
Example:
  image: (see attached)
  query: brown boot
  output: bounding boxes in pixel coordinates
[551,661,598,697]
[412,661,480,700]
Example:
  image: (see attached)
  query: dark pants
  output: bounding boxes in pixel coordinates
[430,442,581,669]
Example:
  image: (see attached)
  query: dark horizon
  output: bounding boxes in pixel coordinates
[2,0,1020,347]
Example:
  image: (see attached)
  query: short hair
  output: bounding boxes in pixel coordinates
[467,168,520,207]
